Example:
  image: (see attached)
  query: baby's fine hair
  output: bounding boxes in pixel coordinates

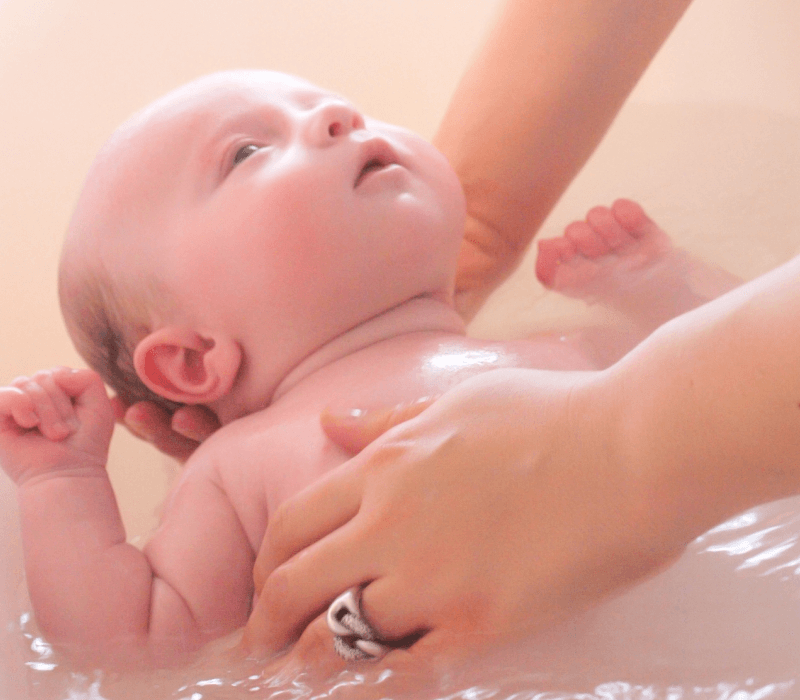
[58,261,181,413]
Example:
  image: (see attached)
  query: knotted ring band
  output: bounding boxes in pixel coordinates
[326,587,390,661]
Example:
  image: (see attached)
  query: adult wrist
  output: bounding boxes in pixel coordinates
[602,300,776,561]
[571,365,688,580]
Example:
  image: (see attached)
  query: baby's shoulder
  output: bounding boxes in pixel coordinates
[183,401,346,518]
[187,404,315,473]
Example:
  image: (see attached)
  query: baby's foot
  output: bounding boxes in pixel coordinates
[536,199,741,331]
[536,199,673,294]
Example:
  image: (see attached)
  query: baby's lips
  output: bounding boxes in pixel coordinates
[353,137,398,187]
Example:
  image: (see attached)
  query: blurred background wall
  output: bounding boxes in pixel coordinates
[0,0,798,538]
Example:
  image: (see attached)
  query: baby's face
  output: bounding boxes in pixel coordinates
[88,70,465,385]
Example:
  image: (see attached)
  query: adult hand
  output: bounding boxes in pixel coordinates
[318,397,439,456]
[111,396,220,463]
[244,368,683,660]
[451,214,515,321]
[248,613,449,697]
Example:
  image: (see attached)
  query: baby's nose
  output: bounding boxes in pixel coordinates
[305,100,365,145]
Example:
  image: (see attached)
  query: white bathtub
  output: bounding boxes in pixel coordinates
[1,0,799,697]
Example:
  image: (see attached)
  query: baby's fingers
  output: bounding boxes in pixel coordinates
[10,373,75,440]
[0,387,39,431]
[53,368,115,440]
[53,367,107,407]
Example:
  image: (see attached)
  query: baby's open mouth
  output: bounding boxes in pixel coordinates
[354,139,398,188]
[355,158,388,187]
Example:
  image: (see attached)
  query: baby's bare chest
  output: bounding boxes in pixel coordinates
[207,334,555,549]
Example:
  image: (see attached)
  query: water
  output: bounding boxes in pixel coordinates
[9,498,800,700]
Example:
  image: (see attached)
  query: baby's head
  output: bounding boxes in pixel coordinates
[60,70,465,420]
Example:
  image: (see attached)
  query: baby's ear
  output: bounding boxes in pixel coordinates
[133,327,241,405]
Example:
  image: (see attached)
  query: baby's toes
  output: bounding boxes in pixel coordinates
[536,237,576,287]
[610,199,651,237]
[565,219,610,257]
[586,206,630,250]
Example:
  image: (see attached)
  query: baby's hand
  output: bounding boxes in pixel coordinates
[0,368,115,485]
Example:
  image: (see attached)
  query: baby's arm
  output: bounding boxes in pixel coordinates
[0,368,130,645]
[0,368,253,665]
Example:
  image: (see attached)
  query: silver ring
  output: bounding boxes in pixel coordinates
[326,587,390,661]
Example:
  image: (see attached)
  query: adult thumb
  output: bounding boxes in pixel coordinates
[320,396,439,454]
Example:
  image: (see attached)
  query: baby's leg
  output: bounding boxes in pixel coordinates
[537,199,741,334]
[532,200,742,367]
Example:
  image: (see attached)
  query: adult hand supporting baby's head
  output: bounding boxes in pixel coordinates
[111,396,220,463]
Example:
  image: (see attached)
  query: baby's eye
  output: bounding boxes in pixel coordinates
[232,144,261,166]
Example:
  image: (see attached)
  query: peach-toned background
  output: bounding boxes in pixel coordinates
[0,0,798,561]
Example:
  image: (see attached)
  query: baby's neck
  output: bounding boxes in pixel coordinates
[217,297,466,424]
[274,297,466,400]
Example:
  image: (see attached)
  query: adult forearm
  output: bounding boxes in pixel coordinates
[613,255,800,549]
[435,0,692,264]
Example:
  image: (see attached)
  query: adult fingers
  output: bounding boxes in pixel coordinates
[359,575,435,642]
[320,396,438,455]
[252,506,445,654]
[122,401,199,462]
[252,461,364,592]
[109,395,128,422]
[254,615,478,696]
[120,400,171,440]
[254,615,440,697]
[248,516,381,654]
[171,404,220,443]
[247,614,347,680]
[392,626,482,679]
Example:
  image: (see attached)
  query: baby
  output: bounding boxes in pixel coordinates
[0,70,740,667]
